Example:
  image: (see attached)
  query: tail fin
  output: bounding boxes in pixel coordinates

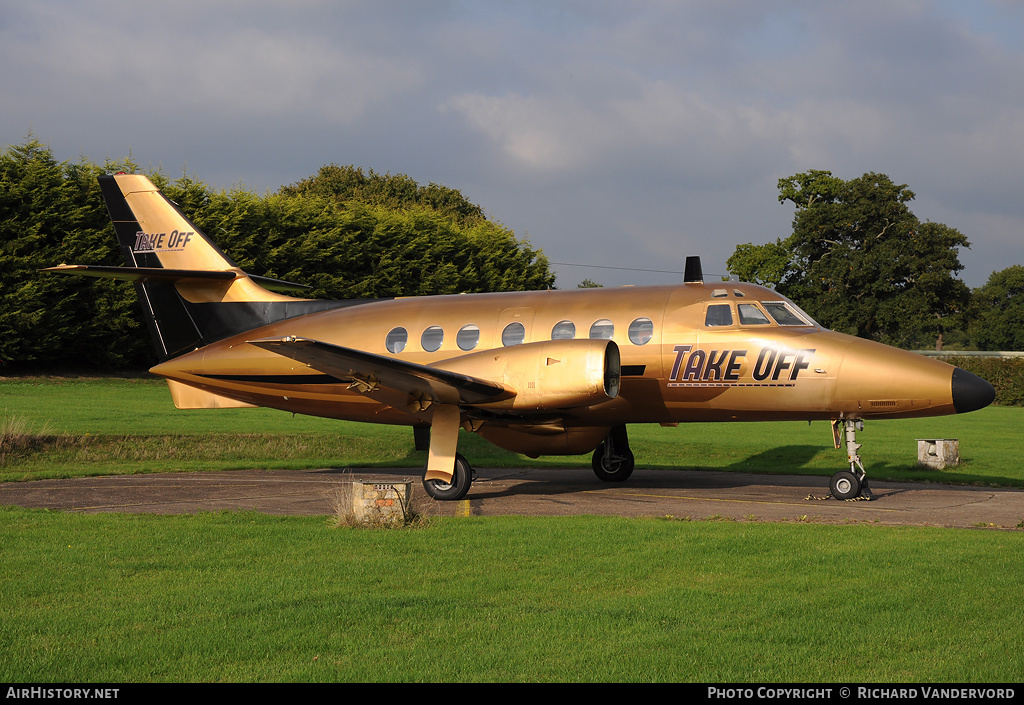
[102,173,242,273]
[46,174,352,360]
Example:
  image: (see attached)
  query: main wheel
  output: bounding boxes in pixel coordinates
[423,453,472,500]
[592,442,635,482]
[829,470,861,500]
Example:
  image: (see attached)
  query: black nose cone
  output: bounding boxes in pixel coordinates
[951,368,996,414]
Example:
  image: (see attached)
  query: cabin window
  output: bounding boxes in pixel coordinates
[762,302,808,326]
[457,324,480,351]
[705,304,733,327]
[589,319,614,340]
[421,325,444,352]
[551,320,575,340]
[502,321,526,346]
[628,317,653,345]
[385,327,407,353]
[737,303,770,325]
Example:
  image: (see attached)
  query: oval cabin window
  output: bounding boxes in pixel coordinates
[628,317,653,345]
[385,327,407,353]
[551,320,575,340]
[457,324,480,351]
[502,322,526,346]
[421,325,444,352]
[589,319,614,340]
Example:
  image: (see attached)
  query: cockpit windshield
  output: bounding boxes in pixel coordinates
[762,300,817,327]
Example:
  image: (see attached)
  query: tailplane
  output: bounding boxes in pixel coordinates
[44,173,363,360]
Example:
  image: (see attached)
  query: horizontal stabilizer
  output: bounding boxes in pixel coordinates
[42,264,236,283]
[247,336,516,409]
[42,264,310,292]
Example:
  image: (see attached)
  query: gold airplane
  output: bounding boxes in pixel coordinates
[46,173,995,501]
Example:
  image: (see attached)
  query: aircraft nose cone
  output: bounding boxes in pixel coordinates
[951,368,995,414]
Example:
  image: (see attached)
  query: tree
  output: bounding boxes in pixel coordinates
[279,164,486,227]
[0,137,150,370]
[969,265,1024,351]
[727,170,971,348]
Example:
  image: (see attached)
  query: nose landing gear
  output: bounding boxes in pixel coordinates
[829,418,873,501]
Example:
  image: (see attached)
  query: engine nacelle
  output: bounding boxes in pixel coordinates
[434,339,620,411]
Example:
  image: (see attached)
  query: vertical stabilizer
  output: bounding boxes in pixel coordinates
[96,174,342,360]
[102,173,238,272]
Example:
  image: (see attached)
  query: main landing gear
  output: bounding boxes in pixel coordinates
[592,425,635,482]
[422,452,474,501]
[420,423,637,500]
[829,419,874,501]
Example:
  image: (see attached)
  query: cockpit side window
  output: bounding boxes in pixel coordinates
[705,304,733,327]
[737,303,770,325]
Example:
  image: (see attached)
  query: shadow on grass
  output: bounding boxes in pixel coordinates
[722,444,822,474]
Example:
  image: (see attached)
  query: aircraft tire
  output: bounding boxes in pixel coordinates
[829,470,861,501]
[592,442,635,482]
[423,453,472,501]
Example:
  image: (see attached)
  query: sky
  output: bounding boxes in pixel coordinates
[3,0,1023,289]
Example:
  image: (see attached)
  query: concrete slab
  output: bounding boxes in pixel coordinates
[2,467,1022,529]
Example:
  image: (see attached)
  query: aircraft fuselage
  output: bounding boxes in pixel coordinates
[151,280,972,437]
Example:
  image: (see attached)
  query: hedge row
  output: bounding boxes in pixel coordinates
[941,356,1024,407]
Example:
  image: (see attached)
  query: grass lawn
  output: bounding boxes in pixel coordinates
[1,509,1022,682]
[1,376,1020,488]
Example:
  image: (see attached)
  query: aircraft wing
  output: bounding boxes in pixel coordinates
[246,336,516,409]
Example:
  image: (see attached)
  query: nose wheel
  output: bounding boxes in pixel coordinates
[829,469,862,500]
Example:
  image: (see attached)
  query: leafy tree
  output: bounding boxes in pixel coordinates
[191,191,554,299]
[577,278,603,288]
[0,137,150,370]
[728,170,971,348]
[279,164,486,227]
[968,265,1024,351]
[725,241,790,288]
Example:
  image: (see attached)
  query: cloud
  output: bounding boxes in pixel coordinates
[2,1,1023,287]
[4,7,420,125]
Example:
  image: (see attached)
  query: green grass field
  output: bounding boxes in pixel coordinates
[1,376,1020,488]
[2,377,1023,682]
[2,509,1023,682]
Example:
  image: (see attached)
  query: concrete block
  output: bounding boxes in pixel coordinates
[916,439,960,469]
